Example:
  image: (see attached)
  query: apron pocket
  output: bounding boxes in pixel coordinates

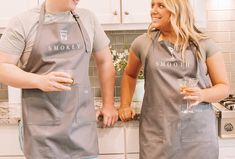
[76,86,96,123]
[23,89,62,125]
[180,109,216,143]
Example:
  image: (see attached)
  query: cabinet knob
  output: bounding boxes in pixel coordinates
[113,11,118,16]
[124,11,129,15]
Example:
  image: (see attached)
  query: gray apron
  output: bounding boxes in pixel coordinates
[139,32,218,159]
[21,4,98,159]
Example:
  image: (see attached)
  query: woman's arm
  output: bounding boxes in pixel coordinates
[203,52,230,102]
[184,52,229,103]
[119,49,142,121]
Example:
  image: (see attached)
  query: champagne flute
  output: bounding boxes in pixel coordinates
[178,77,199,113]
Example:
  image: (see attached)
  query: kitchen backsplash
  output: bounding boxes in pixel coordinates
[1,0,235,100]
[90,30,146,97]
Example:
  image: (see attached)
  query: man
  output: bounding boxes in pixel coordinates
[0,0,118,158]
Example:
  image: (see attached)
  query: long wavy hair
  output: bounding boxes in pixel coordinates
[148,0,208,58]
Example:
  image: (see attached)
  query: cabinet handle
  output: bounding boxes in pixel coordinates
[124,11,129,15]
[113,11,118,16]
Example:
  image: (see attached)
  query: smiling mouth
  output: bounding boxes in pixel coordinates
[152,17,161,22]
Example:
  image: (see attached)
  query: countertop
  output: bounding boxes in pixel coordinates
[0,99,142,126]
[0,102,21,125]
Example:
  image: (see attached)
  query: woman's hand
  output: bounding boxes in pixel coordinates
[118,107,135,122]
[38,71,74,92]
[181,87,204,106]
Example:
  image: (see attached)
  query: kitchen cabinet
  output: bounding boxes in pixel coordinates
[125,124,139,153]
[0,125,24,158]
[78,0,151,30]
[0,158,25,159]
[0,0,207,31]
[78,0,206,30]
[0,0,38,28]
[78,0,121,24]
[126,154,139,159]
[98,127,125,154]
[121,0,151,24]
[219,139,235,159]
[99,154,125,159]
[0,125,126,159]
[189,0,207,28]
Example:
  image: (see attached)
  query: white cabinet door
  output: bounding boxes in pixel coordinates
[0,157,25,159]
[125,126,139,153]
[78,0,151,28]
[78,0,120,24]
[219,147,235,159]
[189,0,207,28]
[0,0,38,27]
[126,153,139,159]
[98,127,125,154]
[38,0,43,5]
[0,125,23,156]
[219,138,235,159]
[122,0,151,24]
[99,154,125,159]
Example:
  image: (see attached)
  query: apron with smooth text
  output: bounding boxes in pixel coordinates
[21,4,98,159]
[139,32,218,159]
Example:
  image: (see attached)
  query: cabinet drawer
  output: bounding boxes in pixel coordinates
[99,154,125,159]
[98,127,125,154]
[0,126,23,156]
[127,153,139,159]
[0,157,25,159]
[126,126,139,153]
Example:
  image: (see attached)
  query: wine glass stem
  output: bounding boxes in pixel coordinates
[186,99,190,111]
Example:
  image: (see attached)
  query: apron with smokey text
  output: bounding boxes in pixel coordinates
[139,32,218,159]
[21,4,98,159]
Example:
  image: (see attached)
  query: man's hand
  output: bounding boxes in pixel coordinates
[38,71,74,92]
[98,105,118,128]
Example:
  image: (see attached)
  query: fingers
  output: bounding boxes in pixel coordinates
[49,72,74,85]
[49,80,72,91]
[118,107,134,122]
[41,71,75,92]
[103,116,112,128]
[99,107,118,128]
[180,87,203,106]
[102,114,118,128]
[96,109,102,121]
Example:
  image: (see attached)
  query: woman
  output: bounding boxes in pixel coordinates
[118,0,229,159]
[0,0,118,158]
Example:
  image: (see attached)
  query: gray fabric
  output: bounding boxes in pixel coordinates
[130,32,220,67]
[0,6,109,69]
[139,31,218,159]
[21,4,98,159]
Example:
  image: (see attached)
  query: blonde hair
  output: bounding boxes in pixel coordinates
[148,0,207,58]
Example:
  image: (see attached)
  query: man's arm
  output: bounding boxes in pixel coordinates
[93,46,118,127]
[0,51,73,91]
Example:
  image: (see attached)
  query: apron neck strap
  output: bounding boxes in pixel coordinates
[38,3,46,26]
[70,11,91,53]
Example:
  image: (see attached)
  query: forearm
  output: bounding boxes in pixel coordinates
[98,64,115,108]
[0,63,40,89]
[120,71,137,108]
[202,84,229,103]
